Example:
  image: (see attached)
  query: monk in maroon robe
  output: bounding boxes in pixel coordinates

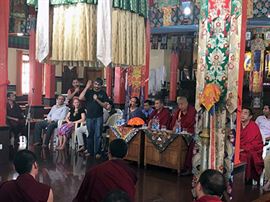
[148,98,171,129]
[240,107,264,182]
[194,169,225,202]
[73,139,137,202]
[170,96,196,175]
[0,150,53,202]
[169,96,196,133]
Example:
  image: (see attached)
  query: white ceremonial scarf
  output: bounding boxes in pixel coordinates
[96,0,112,67]
[36,0,49,62]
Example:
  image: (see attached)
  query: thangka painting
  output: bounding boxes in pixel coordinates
[149,1,200,28]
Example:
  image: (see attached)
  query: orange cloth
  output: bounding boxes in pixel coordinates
[199,84,221,111]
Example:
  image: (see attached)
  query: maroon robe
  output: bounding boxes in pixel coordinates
[194,195,222,202]
[169,105,196,133]
[0,173,50,202]
[240,121,264,181]
[73,159,137,202]
[148,107,171,129]
[170,105,196,172]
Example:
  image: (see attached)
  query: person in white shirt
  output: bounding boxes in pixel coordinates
[256,103,270,139]
[33,95,69,148]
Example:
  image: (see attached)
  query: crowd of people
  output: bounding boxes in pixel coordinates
[3,77,270,201]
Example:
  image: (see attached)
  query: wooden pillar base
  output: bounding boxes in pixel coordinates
[0,126,10,165]
[43,98,56,107]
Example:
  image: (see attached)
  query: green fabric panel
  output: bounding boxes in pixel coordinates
[50,0,97,5]
[27,0,147,17]
[27,0,97,6]
[113,0,147,17]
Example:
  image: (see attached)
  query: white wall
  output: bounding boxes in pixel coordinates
[150,48,171,82]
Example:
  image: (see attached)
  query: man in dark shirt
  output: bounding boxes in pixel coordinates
[79,78,110,159]
[6,92,25,141]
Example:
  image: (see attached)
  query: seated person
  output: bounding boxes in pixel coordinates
[170,95,196,133]
[170,95,196,176]
[6,92,25,142]
[67,78,83,106]
[255,103,270,139]
[194,169,225,202]
[0,150,53,202]
[34,95,69,148]
[263,153,270,191]
[103,100,117,124]
[73,139,137,202]
[123,97,145,122]
[57,98,86,150]
[148,98,171,129]
[142,99,154,120]
[103,190,131,202]
[240,107,264,183]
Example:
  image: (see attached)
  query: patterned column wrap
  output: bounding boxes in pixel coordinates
[194,0,244,192]
[226,2,242,113]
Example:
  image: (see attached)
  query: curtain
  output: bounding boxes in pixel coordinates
[112,9,146,66]
[51,3,97,67]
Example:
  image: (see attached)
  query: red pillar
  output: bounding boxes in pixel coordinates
[44,64,55,99]
[106,66,113,98]
[114,67,126,104]
[16,50,23,96]
[234,0,248,164]
[28,14,43,106]
[169,51,179,101]
[144,16,151,99]
[0,0,10,126]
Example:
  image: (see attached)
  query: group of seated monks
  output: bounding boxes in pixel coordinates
[0,141,227,202]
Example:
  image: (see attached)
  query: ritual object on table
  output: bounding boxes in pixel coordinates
[127,117,145,127]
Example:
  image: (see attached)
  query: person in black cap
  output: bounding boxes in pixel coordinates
[79,78,110,159]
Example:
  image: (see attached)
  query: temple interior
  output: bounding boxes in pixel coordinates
[0,0,270,202]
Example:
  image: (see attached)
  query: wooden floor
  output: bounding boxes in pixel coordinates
[0,146,269,202]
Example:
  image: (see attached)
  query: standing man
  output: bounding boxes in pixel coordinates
[256,103,270,139]
[240,107,264,184]
[79,78,110,159]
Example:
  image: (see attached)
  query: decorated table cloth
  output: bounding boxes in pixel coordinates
[143,129,192,152]
[109,126,140,143]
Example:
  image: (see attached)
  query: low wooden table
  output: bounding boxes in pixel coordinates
[144,130,188,175]
[109,127,144,166]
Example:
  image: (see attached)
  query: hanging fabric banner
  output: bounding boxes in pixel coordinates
[97,0,112,66]
[36,0,49,62]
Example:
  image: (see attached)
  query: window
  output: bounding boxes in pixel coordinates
[22,54,30,94]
